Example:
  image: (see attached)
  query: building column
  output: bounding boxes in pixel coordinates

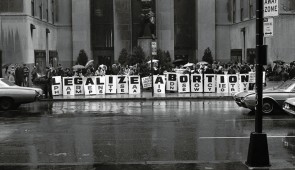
[156,0,174,58]
[113,0,132,63]
[72,0,92,62]
[197,0,216,61]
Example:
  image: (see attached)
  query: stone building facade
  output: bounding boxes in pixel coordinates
[0,0,295,77]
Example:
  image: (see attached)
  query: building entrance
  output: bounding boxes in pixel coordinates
[35,50,46,75]
[231,49,242,63]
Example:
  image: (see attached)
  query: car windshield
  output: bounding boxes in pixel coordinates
[0,79,17,87]
[274,80,295,91]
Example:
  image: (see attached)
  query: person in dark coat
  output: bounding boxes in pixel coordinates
[15,64,24,86]
[44,66,53,99]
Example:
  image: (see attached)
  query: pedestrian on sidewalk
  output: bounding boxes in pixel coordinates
[44,66,53,99]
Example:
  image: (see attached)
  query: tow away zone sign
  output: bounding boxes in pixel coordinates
[264,0,279,17]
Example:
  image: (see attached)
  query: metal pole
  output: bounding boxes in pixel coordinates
[151,55,154,97]
[255,0,264,133]
[246,0,270,167]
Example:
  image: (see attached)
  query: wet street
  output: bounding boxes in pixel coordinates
[0,100,295,170]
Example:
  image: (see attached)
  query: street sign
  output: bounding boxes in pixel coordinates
[264,18,273,37]
[264,0,279,17]
[151,41,157,56]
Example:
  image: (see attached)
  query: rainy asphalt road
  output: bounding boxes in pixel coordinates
[0,100,295,170]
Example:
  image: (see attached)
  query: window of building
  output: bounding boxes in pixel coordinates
[52,12,54,24]
[51,0,55,24]
[249,0,253,19]
[46,9,48,21]
[233,0,236,23]
[39,3,42,19]
[31,0,35,16]
[240,0,244,21]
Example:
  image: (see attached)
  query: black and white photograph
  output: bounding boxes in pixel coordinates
[0,0,295,169]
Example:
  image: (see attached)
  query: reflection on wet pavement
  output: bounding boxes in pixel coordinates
[0,101,294,169]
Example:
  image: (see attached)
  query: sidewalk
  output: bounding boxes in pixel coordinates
[42,81,283,102]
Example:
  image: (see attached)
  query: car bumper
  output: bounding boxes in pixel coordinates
[244,100,256,110]
[234,97,248,108]
[283,103,295,116]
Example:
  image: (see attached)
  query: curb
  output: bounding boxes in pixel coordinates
[40,96,234,102]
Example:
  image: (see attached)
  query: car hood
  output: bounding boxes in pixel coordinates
[2,86,43,93]
[234,88,287,98]
[264,87,287,93]
[285,98,295,105]
[234,91,255,98]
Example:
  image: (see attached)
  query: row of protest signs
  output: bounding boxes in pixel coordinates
[51,72,263,96]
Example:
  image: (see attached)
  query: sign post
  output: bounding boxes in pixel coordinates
[246,0,270,167]
[151,41,157,96]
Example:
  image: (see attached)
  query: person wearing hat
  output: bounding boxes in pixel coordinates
[44,66,53,99]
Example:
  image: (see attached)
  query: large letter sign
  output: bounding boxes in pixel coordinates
[191,74,203,93]
[96,76,105,94]
[177,74,190,93]
[63,77,74,96]
[117,76,129,94]
[74,77,84,95]
[204,74,216,92]
[105,75,117,94]
[239,74,249,92]
[129,76,141,94]
[166,73,178,91]
[228,75,239,95]
[83,77,97,95]
[153,75,166,94]
[52,76,62,96]
[216,75,228,94]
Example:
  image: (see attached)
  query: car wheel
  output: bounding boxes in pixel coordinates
[0,98,14,110]
[262,99,275,114]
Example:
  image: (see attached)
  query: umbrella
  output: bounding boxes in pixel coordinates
[183,63,194,67]
[99,64,107,70]
[273,60,284,65]
[85,60,94,68]
[2,63,11,69]
[147,59,159,64]
[173,59,185,64]
[197,61,208,65]
[73,65,85,70]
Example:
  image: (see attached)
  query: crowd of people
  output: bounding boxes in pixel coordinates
[4,60,295,99]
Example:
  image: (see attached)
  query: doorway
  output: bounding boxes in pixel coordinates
[35,50,46,75]
[230,49,242,63]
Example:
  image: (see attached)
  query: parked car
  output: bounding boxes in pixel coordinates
[283,98,295,115]
[0,78,43,110]
[233,79,295,114]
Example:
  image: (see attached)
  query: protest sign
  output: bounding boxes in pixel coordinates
[117,76,129,94]
[95,76,105,94]
[52,76,62,96]
[153,75,166,94]
[129,76,141,94]
[191,74,203,93]
[216,75,228,93]
[73,77,84,95]
[142,76,152,89]
[166,73,178,91]
[63,77,74,96]
[204,74,216,92]
[83,77,97,95]
[177,74,190,93]
[105,75,117,94]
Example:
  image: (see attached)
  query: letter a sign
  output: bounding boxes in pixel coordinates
[264,0,278,17]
